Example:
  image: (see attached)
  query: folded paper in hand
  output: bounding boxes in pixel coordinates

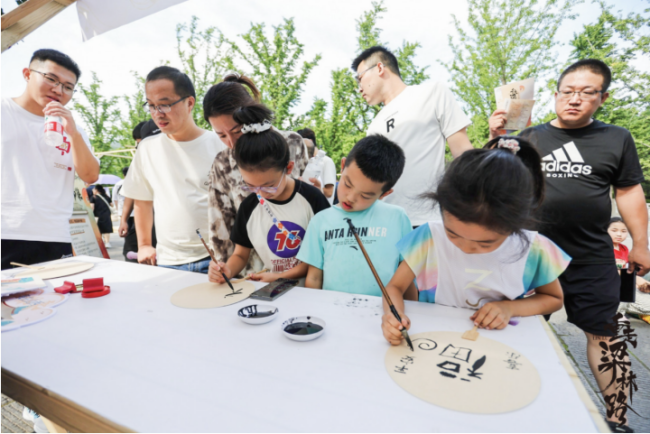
[495,78,535,131]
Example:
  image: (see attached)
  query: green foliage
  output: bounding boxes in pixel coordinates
[443,0,579,146]
[563,2,650,196]
[114,72,149,149]
[73,73,124,176]
[74,0,649,188]
[176,17,232,129]
[227,18,321,129]
[297,1,430,166]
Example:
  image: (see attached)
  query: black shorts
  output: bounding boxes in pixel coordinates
[1,239,73,270]
[557,263,620,337]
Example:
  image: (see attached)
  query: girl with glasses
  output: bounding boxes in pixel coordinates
[203,74,310,278]
[208,105,330,285]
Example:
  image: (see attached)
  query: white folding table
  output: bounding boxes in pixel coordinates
[1,256,606,432]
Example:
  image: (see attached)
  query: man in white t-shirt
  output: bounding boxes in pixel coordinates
[352,46,473,227]
[120,66,225,272]
[1,49,100,269]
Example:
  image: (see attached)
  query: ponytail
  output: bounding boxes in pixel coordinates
[222,73,261,102]
[483,136,544,209]
[232,105,289,172]
[202,73,262,123]
[422,136,544,244]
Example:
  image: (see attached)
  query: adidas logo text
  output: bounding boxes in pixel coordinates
[541,141,592,178]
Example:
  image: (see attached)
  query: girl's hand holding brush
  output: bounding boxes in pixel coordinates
[382,312,411,346]
[208,260,232,284]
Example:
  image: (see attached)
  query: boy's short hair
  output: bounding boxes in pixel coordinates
[30,49,81,81]
[132,121,147,141]
[297,128,317,146]
[558,59,612,93]
[140,119,161,140]
[351,46,401,78]
[122,166,129,177]
[146,66,196,99]
[345,134,405,193]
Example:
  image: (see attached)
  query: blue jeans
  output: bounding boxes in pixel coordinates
[159,257,211,274]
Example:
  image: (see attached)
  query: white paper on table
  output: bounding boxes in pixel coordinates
[76,0,188,42]
[495,77,535,109]
[1,276,47,296]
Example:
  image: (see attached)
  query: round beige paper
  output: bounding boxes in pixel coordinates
[170,281,256,309]
[385,331,540,414]
[15,261,94,280]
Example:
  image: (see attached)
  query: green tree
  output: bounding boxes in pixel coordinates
[299,1,430,166]
[73,73,123,176]
[227,18,321,129]
[114,72,149,149]
[564,2,650,195]
[442,0,579,146]
[175,17,233,129]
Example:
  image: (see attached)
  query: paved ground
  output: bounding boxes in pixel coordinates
[3,230,649,432]
[548,307,650,432]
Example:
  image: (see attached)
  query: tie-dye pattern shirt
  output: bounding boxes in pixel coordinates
[397,222,571,308]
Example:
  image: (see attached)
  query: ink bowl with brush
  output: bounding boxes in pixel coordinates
[281,316,326,341]
[238,305,279,325]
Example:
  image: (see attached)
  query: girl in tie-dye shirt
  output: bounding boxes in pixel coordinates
[382,136,571,346]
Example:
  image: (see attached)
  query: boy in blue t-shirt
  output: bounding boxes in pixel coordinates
[297,134,416,298]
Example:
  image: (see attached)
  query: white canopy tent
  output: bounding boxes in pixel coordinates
[1,0,186,53]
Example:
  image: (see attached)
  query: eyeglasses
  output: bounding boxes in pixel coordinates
[558,89,603,101]
[30,69,76,95]
[241,170,286,194]
[354,64,378,83]
[143,96,189,114]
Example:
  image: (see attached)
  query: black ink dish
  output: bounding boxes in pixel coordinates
[237,305,279,325]
[281,316,326,341]
[284,322,323,335]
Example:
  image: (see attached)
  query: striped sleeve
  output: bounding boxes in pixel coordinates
[396,224,439,303]
[522,233,571,293]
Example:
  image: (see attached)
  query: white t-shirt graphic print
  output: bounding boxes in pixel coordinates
[366,82,471,226]
[230,180,330,277]
[1,97,96,243]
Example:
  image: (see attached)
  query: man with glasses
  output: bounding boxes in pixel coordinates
[351,46,473,228]
[489,59,649,432]
[1,49,99,269]
[121,66,225,273]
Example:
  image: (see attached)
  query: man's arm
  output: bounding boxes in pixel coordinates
[69,130,100,184]
[134,199,156,265]
[446,127,473,158]
[323,185,334,199]
[119,198,134,237]
[616,184,650,275]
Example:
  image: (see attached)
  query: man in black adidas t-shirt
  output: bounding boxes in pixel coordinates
[490,59,649,431]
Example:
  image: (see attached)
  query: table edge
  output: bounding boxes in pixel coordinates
[1,368,135,433]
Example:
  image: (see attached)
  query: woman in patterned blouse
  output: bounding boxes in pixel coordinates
[202,73,309,276]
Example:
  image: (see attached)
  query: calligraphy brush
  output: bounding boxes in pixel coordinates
[196,229,236,293]
[344,218,414,352]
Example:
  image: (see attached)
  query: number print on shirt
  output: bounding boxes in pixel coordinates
[266,221,305,259]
